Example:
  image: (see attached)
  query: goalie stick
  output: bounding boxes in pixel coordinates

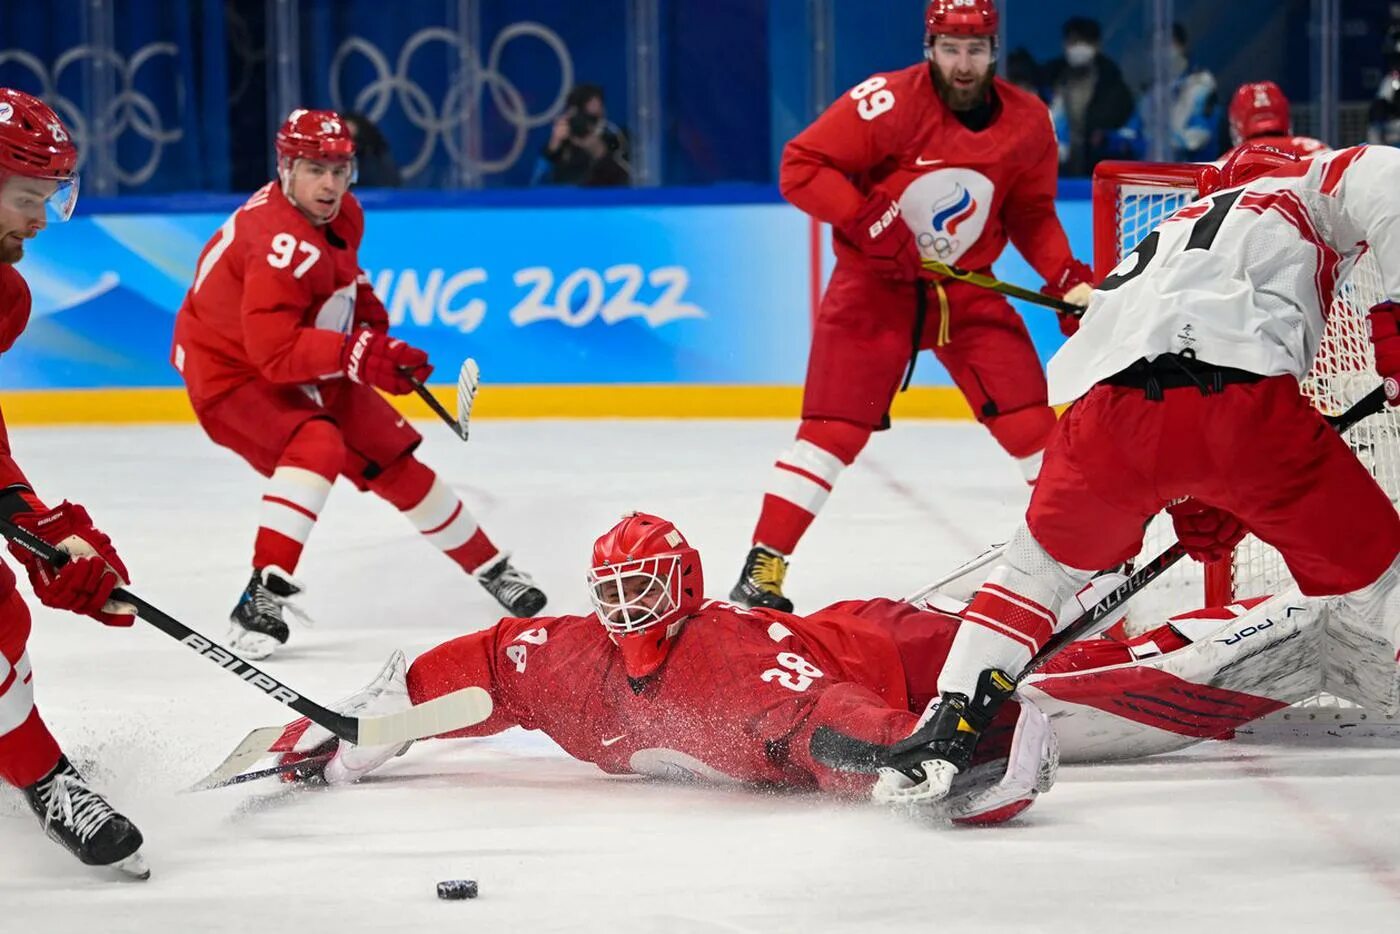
[811,383,1389,773]
[403,357,479,442]
[0,517,492,753]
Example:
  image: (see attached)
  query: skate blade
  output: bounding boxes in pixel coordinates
[227,625,280,660]
[111,851,151,881]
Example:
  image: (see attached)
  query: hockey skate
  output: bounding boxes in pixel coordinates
[228,566,313,660]
[275,650,415,786]
[23,756,149,880]
[730,546,794,613]
[476,555,548,617]
[873,669,1017,808]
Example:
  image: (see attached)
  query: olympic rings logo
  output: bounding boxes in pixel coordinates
[0,43,183,187]
[330,22,573,178]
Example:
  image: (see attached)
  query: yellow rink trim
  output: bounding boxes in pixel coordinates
[0,385,978,425]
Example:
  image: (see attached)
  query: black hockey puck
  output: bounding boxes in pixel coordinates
[437,879,478,900]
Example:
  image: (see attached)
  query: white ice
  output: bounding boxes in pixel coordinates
[2,420,1398,933]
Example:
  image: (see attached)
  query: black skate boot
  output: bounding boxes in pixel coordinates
[477,556,548,617]
[229,566,310,660]
[730,546,794,613]
[874,669,1017,806]
[23,756,149,880]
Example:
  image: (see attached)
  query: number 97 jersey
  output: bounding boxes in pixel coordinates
[172,182,376,406]
[1048,145,1400,405]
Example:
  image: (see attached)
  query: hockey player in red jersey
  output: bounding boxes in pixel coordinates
[0,89,148,878]
[873,144,1400,807]
[172,109,546,660]
[264,513,1344,820]
[731,0,1095,613]
[1221,81,1329,161]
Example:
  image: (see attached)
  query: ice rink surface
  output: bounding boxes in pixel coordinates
[2,419,1398,934]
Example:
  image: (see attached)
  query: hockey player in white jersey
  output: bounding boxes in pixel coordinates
[873,143,1400,806]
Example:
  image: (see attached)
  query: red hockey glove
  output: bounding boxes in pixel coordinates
[1042,258,1095,337]
[342,328,433,395]
[6,502,135,626]
[1166,498,1247,564]
[355,299,390,334]
[1367,301,1400,405]
[838,192,922,281]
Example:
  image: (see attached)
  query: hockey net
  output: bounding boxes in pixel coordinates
[1091,161,1400,731]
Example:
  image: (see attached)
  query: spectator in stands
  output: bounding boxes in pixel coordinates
[1005,47,1042,97]
[535,84,631,187]
[1369,21,1400,146]
[1045,17,1135,177]
[1112,23,1219,162]
[343,112,401,188]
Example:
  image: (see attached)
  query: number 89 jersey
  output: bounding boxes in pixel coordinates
[173,182,374,405]
[1049,145,1400,405]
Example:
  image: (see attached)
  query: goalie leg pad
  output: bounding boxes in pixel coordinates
[1325,555,1400,715]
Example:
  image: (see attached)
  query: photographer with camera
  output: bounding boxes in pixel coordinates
[536,84,630,187]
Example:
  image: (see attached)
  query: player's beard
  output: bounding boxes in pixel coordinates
[931,63,994,112]
[0,232,24,264]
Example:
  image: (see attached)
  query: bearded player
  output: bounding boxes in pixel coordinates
[172,109,547,660]
[873,144,1400,807]
[731,0,1095,613]
[1221,80,1329,161]
[0,89,148,878]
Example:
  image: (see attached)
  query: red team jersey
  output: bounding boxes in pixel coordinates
[172,183,388,405]
[0,265,32,599]
[406,599,963,795]
[782,64,1076,281]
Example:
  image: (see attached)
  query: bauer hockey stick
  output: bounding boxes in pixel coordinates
[921,258,1082,315]
[809,384,1389,775]
[402,357,480,442]
[0,518,492,751]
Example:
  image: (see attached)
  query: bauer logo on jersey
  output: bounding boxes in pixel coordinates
[899,168,996,264]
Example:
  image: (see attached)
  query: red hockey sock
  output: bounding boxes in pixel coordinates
[751,419,871,555]
[0,591,61,788]
[370,457,501,574]
[252,419,343,573]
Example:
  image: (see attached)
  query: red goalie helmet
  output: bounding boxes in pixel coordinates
[588,512,704,679]
[925,0,999,42]
[0,88,79,221]
[1219,143,1301,189]
[1228,81,1290,145]
[275,109,356,164]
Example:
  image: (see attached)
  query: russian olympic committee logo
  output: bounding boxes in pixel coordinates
[330,22,574,178]
[0,44,183,187]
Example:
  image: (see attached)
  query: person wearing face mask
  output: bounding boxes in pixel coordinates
[1046,17,1136,177]
[1111,23,1219,162]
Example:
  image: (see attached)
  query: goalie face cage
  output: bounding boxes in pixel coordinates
[1092,161,1400,719]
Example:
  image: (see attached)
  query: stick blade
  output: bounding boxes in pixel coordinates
[355,686,493,747]
[185,726,288,792]
[455,358,480,441]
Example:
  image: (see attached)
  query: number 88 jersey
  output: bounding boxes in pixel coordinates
[173,182,377,406]
[1048,145,1400,406]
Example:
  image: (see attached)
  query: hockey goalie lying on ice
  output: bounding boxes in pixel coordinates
[257,512,1398,825]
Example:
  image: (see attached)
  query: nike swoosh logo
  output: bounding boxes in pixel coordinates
[394,417,406,428]
[601,735,627,747]
[915,157,944,167]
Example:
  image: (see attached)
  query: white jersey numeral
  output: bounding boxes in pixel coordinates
[760,651,825,692]
[850,76,895,121]
[267,232,322,279]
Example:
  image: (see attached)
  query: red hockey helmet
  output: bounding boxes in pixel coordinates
[925,0,999,42]
[588,512,704,679]
[275,109,356,165]
[1219,143,1301,189]
[0,88,79,221]
[1228,81,1290,146]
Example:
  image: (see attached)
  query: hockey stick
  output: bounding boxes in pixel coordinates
[0,517,492,750]
[921,258,1082,315]
[810,384,1389,774]
[903,543,1006,605]
[403,357,479,442]
[199,752,336,790]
